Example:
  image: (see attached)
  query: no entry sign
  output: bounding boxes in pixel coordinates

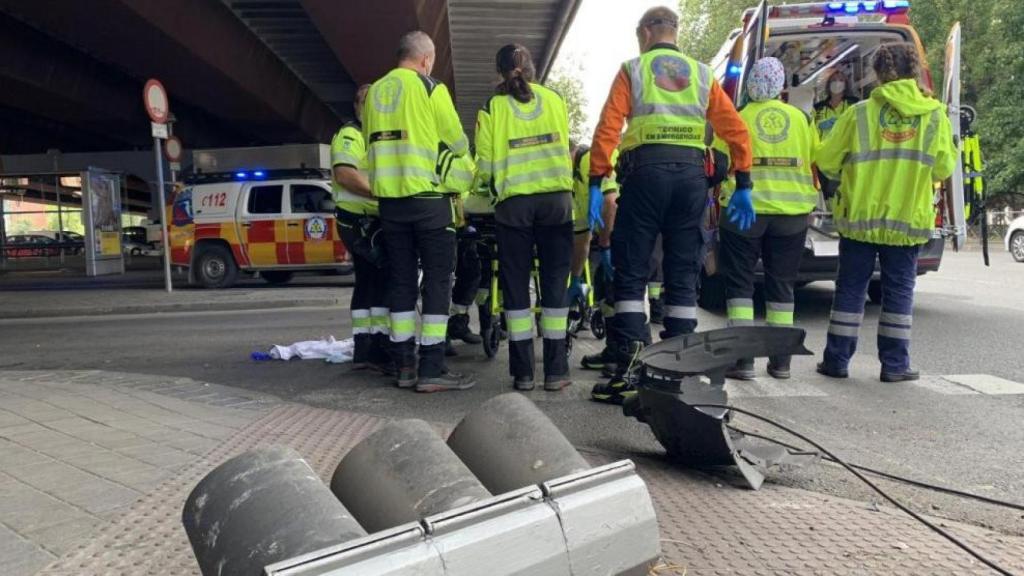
[143,79,169,124]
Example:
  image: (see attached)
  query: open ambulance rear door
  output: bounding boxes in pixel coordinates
[940,22,967,250]
[722,0,769,105]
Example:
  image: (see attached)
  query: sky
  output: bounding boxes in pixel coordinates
[555,0,675,140]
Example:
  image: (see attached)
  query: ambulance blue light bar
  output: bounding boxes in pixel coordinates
[187,168,330,185]
[770,0,908,19]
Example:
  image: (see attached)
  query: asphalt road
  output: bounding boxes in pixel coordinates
[1,249,1021,537]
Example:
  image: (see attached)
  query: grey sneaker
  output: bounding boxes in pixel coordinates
[513,377,535,391]
[395,368,417,389]
[725,358,756,381]
[416,371,476,393]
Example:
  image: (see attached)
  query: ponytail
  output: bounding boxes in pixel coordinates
[495,44,536,103]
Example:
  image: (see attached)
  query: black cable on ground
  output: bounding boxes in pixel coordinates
[691,403,1015,576]
[728,425,1024,512]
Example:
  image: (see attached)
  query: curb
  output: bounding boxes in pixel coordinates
[0,297,346,320]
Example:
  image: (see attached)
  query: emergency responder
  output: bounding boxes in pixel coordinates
[363,31,474,392]
[332,84,393,375]
[475,43,574,392]
[815,43,955,382]
[813,69,858,138]
[571,145,620,374]
[439,148,483,355]
[647,238,664,324]
[717,58,820,381]
[588,6,753,404]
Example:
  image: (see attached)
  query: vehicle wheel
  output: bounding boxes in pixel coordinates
[194,244,238,289]
[262,271,294,285]
[1011,231,1024,263]
[867,280,883,305]
[482,322,500,359]
[590,309,606,340]
[131,248,141,256]
[697,270,726,311]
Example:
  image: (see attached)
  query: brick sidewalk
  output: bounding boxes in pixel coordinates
[3,371,1023,575]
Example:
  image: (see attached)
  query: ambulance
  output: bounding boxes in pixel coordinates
[700,0,966,308]
[169,145,349,288]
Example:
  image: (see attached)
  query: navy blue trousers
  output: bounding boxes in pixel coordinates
[824,238,920,373]
[612,161,707,345]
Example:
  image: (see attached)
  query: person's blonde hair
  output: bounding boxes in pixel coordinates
[873,43,920,83]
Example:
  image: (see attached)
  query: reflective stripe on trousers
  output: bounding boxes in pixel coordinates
[352,309,371,335]
[506,309,533,342]
[390,310,417,343]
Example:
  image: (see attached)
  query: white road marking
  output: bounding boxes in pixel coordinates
[725,378,828,398]
[909,376,979,395]
[941,374,1024,395]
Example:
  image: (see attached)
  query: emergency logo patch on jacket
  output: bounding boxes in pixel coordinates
[651,55,691,92]
[754,108,791,144]
[879,104,921,143]
[373,77,402,113]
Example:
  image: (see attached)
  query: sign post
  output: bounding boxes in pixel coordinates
[144,78,173,293]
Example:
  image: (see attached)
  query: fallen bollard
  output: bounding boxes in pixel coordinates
[330,419,492,533]
[624,326,817,490]
[447,392,590,493]
[264,460,659,576]
[182,446,367,576]
[184,397,661,575]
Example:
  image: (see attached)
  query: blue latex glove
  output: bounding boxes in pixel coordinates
[567,275,585,303]
[726,188,756,231]
[599,249,614,283]
[588,184,604,229]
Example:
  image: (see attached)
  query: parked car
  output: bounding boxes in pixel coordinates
[28,230,85,255]
[122,226,153,256]
[1005,216,1024,263]
[3,234,63,258]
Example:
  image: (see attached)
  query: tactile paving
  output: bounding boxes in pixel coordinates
[38,405,1024,575]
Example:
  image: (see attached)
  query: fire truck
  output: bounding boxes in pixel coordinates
[169,145,350,288]
[700,0,966,308]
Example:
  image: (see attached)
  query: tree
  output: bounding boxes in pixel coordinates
[677,0,773,63]
[547,58,589,144]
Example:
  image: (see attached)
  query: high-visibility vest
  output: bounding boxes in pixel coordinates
[815,79,956,246]
[475,83,572,203]
[571,148,618,232]
[620,48,711,153]
[739,99,819,215]
[962,133,983,221]
[363,68,469,199]
[330,122,378,215]
[813,99,854,138]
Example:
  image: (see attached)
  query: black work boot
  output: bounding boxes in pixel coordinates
[725,358,756,381]
[649,297,664,325]
[581,347,616,371]
[444,337,458,357]
[350,333,373,369]
[767,355,791,380]
[368,334,397,377]
[448,313,482,344]
[590,341,644,405]
[881,367,920,383]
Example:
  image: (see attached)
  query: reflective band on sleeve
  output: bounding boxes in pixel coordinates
[332,151,361,167]
[506,309,534,342]
[451,136,469,155]
[879,311,912,327]
[421,314,449,346]
[665,305,697,320]
[828,323,860,338]
[390,311,417,342]
[352,309,372,335]
[615,300,646,314]
[830,310,864,324]
[766,302,795,326]
[727,299,755,321]
[878,325,912,340]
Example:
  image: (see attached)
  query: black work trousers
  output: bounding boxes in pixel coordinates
[495,193,573,380]
[452,228,482,311]
[379,197,456,378]
[612,160,708,345]
[337,211,390,365]
[719,215,808,328]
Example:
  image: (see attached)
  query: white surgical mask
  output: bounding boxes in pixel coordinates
[829,80,846,95]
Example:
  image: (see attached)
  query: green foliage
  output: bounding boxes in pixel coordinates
[547,58,589,144]
[677,0,1023,195]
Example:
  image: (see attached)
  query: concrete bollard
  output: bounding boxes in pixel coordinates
[446,393,590,494]
[330,419,492,533]
[182,445,367,576]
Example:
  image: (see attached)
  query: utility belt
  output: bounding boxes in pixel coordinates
[336,208,387,268]
[617,144,727,187]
